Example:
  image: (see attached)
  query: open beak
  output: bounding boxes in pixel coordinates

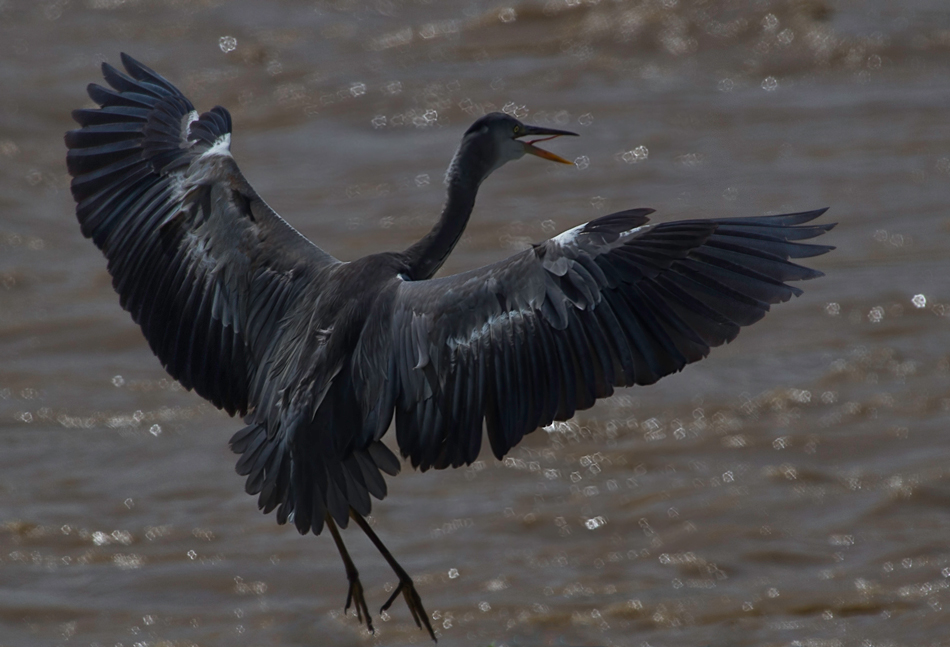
[517,124,578,165]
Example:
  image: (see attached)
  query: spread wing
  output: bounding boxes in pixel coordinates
[65,54,340,420]
[65,55,413,537]
[356,208,833,471]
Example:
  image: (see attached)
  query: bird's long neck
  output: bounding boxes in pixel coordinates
[402,147,483,281]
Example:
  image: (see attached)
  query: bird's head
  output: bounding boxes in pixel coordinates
[456,112,577,183]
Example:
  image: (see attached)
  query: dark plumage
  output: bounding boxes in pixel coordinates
[65,54,834,641]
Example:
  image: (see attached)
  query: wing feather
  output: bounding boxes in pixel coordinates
[66,54,405,538]
[359,208,833,470]
[67,55,341,404]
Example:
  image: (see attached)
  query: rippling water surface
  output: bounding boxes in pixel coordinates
[2,1,950,645]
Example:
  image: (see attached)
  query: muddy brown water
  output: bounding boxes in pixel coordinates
[2,1,950,645]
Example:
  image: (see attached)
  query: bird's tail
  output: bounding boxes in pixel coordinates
[230,420,401,537]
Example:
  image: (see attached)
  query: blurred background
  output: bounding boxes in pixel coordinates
[2,1,950,645]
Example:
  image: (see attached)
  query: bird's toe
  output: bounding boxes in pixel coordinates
[381,575,436,641]
[344,574,374,634]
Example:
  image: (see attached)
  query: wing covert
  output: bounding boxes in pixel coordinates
[363,208,833,471]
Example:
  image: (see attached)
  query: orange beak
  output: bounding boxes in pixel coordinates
[517,125,578,165]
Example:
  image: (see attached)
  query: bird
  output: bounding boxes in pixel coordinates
[65,54,833,641]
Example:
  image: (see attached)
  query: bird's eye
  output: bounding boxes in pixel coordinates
[512,125,521,136]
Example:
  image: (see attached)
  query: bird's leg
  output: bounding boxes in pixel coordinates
[349,509,437,642]
[325,513,373,634]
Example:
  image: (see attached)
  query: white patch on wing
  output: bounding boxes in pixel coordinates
[447,309,531,350]
[553,222,588,246]
[180,111,199,147]
[166,170,190,206]
[200,133,232,159]
[314,327,333,345]
[618,223,649,239]
[555,221,649,249]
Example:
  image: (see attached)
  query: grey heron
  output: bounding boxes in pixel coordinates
[65,54,833,640]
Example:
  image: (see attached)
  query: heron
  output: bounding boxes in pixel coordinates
[65,54,833,640]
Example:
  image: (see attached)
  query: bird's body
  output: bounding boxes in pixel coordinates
[66,54,834,640]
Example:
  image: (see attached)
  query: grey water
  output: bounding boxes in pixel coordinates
[2,1,950,645]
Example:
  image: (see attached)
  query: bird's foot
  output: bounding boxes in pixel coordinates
[326,513,374,634]
[344,571,374,634]
[348,509,435,641]
[381,572,436,642]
